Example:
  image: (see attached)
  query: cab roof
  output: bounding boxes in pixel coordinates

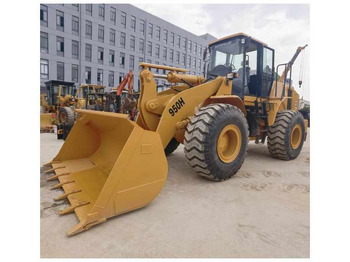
[208,32,268,47]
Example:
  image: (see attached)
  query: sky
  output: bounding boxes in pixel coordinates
[136,4,310,101]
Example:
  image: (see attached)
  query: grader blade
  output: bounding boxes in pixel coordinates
[46,109,168,236]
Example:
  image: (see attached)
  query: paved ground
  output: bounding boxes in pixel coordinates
[40,131,309,258]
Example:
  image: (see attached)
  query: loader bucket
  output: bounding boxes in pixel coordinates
[44,109,168,236]
[40,113,53,126]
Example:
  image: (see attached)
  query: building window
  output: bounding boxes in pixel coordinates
[85,43,92,62]
[109,50,115,66]
[156,26,160,41]
[170,49,174,62]
[182,38,186,50]
[120,32,126,48]
[193,57,196,69]
[155,44,160,58]
[72,64,78,82]
[40,5,48,26]
[176,51,180,64]
[72,4,79,11]
[119,73,125,84]
[85,20,92,39]
[110,29,115,46]
[182,53,186,66]
[155,61,160,73]
[110,7,116,24]
[109,71,114,87]
[147,59,151,64]
[147,41,152,56]
[56,36,64,56]
[85,67,91,84]
[99,4,105,20]
[131,16,136,31]
[148,23,153,38]
[187,55,191,68]
[170,32,174,45]
[194,42,197,55]
[72,16,79,35]
[140,20,145,35]
[139,39,144,53]
[163,47,167,60]
[121,12,126,28]
[176,35,180,48]
[56,10,64,31]
[129,55,135,69]
[120,52,125,68]
[162,63,166,74]
[97,69,103,85]
[164,29,168,44]
[72,40,79,59]
[57,62,64,81]
[40,32,48,53]
[198,59,201,71]
[98,25,104,43]
[86,4,92,15]
[139,57,144,69]
[199,45,202,56]
[188,40,192,53]
[40,59,49,79]
[130,35,135,51]
[98,47,104,64]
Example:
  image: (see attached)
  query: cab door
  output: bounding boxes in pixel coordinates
[261,47,274,97]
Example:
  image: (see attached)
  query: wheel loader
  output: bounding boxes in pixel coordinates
[44,32,308,236]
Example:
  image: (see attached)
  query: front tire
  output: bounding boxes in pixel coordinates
[267,110,305,160]
[58,107,75,125]
[184,103,249,181]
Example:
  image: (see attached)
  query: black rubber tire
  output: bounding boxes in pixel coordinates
[267,110,305,160]
[58,107,75,125]
[184,103,249,181]
[165,138,180,156]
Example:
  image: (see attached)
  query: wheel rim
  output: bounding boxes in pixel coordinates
[60,112,66,123]
[217,124,242,163]
[290,123,302,149]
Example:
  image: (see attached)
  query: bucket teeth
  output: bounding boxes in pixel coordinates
[54,189,82,201]
[59,201,90,215]
[43,160,62,167]
[47,172,70,181]
[44,166,65,173]
[51,180,75,190]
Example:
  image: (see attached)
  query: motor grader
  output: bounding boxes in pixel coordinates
[44,32,308,236]
[40,80,76,127]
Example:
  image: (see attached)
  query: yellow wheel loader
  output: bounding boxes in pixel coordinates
[44,33,308,236]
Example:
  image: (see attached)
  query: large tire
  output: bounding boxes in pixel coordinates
[58,107,75,125]
[267,110,305,160]
[184,103,249,181]
[165,138,180,156]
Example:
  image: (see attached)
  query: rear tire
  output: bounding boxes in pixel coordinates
[58,107,75,125]
[165,138,180,156]
[184,103,249,181]
[267,110,305,160]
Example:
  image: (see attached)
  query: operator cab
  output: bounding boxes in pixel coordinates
[45,80,76,106]
[206,33,275,99]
